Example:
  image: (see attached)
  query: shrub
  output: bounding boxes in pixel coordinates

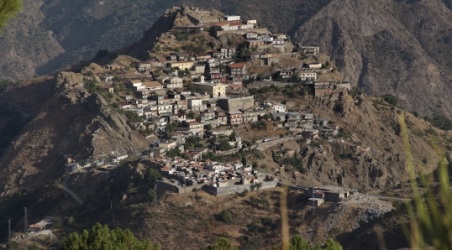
[215,210,232,223]
[333,103,344,114]
[426,115,452,131]
[382,94,398,106]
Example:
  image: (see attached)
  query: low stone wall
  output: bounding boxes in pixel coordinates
[203,180,278,196]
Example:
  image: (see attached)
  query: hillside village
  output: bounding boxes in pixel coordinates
[60,6,353,200]
[5,6,452,249]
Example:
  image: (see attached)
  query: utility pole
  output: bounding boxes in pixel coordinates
[23,207,28,233]
[8,219,11,242]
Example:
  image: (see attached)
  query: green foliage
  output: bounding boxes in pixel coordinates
[185,136,204,150]
[124,111,144,123]
[398,111,452,249]
[288,235,342,250]
[187,111,195,119]
[61,223,160,250]
[382,94,398,106]
[174,31,190,41]
[289,236,312,250]
[0,79,14,92]
[218,139,233,151]
[332,102,344,114]
[166,147,181,158]
[164,121,179,139]
[215,209,233,223]
[252,121,267,130]
[202,151,223,162]
[201,238,237,250]
[0,0,22,28]
[425,115,452,131]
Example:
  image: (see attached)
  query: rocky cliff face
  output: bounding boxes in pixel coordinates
[0,74,149,196]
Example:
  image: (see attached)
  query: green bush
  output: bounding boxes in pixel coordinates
[425,115,452,131]
[124,111,144,123]
[333,103,344,114]
[215,210,232,223]
[201,238,237,250]
[61,223,160,250]
[382,94,398,106]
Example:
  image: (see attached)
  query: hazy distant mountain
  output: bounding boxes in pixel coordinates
[0,0,178,81]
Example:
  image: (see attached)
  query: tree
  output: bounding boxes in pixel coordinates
[254,182,263,193]
[187,111,195,119]
[333,103,344,114]
[201,238,237,250]
[61,223,160,250]
[218,140,233,151]
[0,0,21,28]
[289,235,312,250]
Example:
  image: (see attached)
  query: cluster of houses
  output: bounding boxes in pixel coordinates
[62,7,354,198]
[149,157,278,196]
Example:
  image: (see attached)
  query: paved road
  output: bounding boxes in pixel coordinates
[279,182,411,202]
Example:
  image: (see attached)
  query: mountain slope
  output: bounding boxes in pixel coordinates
[292,0,452,118]
[0,72,150,195]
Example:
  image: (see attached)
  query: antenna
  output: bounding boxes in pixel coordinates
[23,207,28,233]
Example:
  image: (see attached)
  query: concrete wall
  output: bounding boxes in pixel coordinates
[157,181,204,194]
[218,96,254,112]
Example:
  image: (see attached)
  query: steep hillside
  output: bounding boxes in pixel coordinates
[0,71,150,195]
